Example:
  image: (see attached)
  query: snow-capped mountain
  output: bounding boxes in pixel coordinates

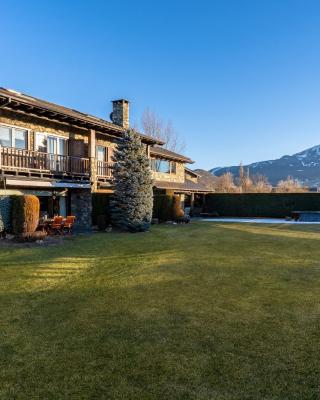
[210,145,320,187]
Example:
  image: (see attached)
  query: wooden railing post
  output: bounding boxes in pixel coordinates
[0,145,2,169]
[88,129,97,191]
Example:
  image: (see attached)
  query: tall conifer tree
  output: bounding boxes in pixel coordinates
[111,129,153,232]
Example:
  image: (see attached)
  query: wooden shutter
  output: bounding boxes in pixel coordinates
[107,147,114,162]
[69,139,85,157]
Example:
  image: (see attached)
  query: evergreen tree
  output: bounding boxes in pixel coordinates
[111,129,153,232]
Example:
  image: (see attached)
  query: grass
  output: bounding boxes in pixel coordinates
[1,222,320,399]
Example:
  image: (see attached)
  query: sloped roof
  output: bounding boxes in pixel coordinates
[0,87,163,145]
[154,179,212,193]
[185,167,200,177]
[193,169,219,191]
[150,146,194,164]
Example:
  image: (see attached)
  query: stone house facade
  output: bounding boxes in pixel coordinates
[0,88,210,228]
[149,146,212,212]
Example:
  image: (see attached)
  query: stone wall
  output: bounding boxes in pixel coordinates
[185,171,198,183]
[0,109,87,150]
[0,109,120,156]
[70,189,92,231]
[96,132,118,150]
[151,161,185,183]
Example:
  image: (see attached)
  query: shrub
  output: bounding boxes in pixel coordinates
[153,195,173,222]
[12,195,40,235]
[97,215,108,231]
[0,196,13,233]
[92,194,111,225]
[172,195,184,219]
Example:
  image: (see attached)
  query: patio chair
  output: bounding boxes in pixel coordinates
[63,216,76,235]
[49,216,64,235]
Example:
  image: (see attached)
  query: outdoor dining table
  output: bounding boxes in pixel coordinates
[38,218,66,234]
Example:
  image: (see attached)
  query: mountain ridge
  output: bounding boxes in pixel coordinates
[210,145,320,187]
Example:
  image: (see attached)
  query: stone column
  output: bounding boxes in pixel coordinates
[190,192,195,216]
[70,189,92,231]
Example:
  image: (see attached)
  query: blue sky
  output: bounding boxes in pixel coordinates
[1,0,320,169]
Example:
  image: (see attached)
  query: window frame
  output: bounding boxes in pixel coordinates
[0,123,29,150]
[151,157,177,174]
[35,132,68,155]
[96,145,107,162]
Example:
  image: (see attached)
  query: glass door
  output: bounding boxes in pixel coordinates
[47,136,67,172]
[96,146,106,176]
[47,136,57,171]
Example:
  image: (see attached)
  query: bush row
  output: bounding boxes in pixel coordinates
[92,193,186,228]
[205,193,320,218]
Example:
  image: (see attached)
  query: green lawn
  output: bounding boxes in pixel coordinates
[1,222,320,399]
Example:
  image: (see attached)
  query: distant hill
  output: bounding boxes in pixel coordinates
[210,145,320,187]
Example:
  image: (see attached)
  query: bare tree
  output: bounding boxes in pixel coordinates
[215,172,239,193]
[251,174,273,193]
[275,177,308,193]
[141,108,185,153]
[236,162,253,192]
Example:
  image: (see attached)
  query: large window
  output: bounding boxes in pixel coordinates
[151,158,176,174]
[35,133,67,155]
[0,125,27,149]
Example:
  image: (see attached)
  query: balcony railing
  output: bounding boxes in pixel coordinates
[0,146,90,176]
[96,160,114,178]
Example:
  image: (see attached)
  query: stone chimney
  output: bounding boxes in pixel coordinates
[110,99,129,129]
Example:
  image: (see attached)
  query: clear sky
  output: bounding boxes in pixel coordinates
[1,0,320,169]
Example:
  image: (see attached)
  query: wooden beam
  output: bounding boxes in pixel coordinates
[88,129,97,192]
[0,98,11,108]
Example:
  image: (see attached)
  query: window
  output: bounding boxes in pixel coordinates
[0,126,11,147]
[96,146,114,163]
[47,136,67,155]
[35,133,47,153]
[151,158,174,174]
[170,162,176,174]
[35,133,67,155]
[0,125,27,149]
[96,146,106,162]
[15,129,27,149]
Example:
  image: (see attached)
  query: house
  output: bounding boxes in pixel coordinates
[150,146,212,213]
[0,88,210,228]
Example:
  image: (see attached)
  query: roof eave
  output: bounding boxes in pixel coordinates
[0,90,161,145]
[150,151,194,164]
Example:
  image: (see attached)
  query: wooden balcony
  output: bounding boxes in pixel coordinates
[0,146,90,177]
[96,160,114,179]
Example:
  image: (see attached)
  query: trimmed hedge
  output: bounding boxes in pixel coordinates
[12,195,40,235]
[172,195,184,219]
[0,196,12,232]
[92,194,111,226]
[205,193,320,218]
[153,194,186,222]
[153,195,174,222]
